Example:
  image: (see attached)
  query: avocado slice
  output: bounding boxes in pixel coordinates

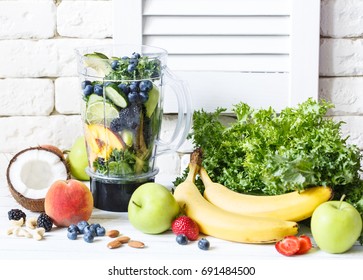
[144,85,159,118]
[84,52,112,77]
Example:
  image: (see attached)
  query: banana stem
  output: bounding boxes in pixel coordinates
[199,167,213,185]
[185,148,203,183]
[186,163,199,183]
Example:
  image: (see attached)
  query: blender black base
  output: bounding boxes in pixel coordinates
[90,177,155,212]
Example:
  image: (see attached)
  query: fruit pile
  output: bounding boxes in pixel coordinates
[81,51,161,177]
[170,149,362,254]
[172,216,210,250]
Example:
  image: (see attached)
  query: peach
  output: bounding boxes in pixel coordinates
[44,179,94,227]
[84,124,126,164]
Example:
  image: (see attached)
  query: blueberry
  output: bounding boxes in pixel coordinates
[128,91,140,103]
[111,60,119,70]
[139,80,153,92]
[139,91,149,103]
[96,226,106,237]
[81,80,92,89]
[129,81,139,92]
[94,84,103,96]
[129,58,138,66]
[198,238,210,250]
[83,232,94,243]
[97,157,105,166]
[67,230,77,240]
[83,84,94,96]
[131,52,141,59]
[176,234,188,245]
[83,225,96,237]
[68,224,79,233]
[89,223,100,234]
[121,56,129,60]
[77,221,89,234]
[127,64,136,72]
[118,83,130,94]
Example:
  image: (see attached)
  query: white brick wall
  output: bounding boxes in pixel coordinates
[0,0,362,177]
[320,0,363,151]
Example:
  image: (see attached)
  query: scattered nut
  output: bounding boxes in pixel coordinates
[33,227,45,241]
[6,226,20,235]
[16,228,33,238]
[128,240,145,248]
[116,236,130,244]
[107,240,123,249]
[106,230,120,238]
[6,223,46,241]
[26,217,38,229]
[10,217,24,227]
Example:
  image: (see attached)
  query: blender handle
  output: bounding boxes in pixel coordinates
[155,67,193,155]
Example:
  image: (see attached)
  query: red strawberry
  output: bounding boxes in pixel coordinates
[171,216,199,241]
[275,235,313,256]
[295,235,312,255]
[275,235,300,256]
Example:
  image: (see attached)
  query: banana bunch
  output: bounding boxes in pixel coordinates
[173,161,299,244]
[200,167,333,222]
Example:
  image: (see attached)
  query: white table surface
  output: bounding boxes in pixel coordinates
[1,152,362,264]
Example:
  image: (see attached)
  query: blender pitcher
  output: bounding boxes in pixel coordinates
[75,44,192,212]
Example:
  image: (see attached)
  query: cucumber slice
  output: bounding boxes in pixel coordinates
[87,93,104,105]
[84,52,112,77]
[105,84,129,108]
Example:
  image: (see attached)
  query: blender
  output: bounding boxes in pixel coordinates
[76,44,192,212]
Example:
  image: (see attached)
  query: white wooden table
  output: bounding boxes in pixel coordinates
[0,152,362,279]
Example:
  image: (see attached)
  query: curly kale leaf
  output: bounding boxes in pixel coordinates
[176,98,363,206]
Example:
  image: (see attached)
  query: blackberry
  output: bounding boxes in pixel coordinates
[119,103,142,130]
[37,213,53,232]
[8,209,26,221]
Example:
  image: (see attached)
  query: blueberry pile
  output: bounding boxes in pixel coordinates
[110,52,160,79]
[67,221,106,243]
[81,79,153,105]
[118,79,153,104]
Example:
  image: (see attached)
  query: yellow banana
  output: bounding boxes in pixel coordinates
[173,162,298,244]
[200,167,333,222]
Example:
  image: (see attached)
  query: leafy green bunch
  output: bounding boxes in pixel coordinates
[175,98,363,223]
[105,56,161,81]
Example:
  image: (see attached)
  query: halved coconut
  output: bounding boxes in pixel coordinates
[6,146,71,212]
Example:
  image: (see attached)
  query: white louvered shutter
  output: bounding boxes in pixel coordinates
[113,0,320,113]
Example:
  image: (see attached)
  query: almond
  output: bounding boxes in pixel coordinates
[128,240,145,248]
[107,240,122,249]
[116,236,130,244]
[106,230,120,238]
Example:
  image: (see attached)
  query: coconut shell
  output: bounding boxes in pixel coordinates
[6,146,71,212]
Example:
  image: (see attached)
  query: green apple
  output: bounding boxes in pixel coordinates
[67,136,90,181]
[128,182,180,234]
[311,197,362,254]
